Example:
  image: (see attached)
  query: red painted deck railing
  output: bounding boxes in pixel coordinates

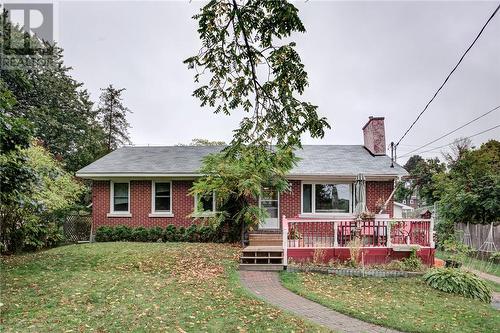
[282,216,434,251]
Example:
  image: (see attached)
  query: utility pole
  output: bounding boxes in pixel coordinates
[390,142,395,168]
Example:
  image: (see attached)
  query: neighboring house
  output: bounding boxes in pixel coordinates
[403,192,425,209]
[393,202,414,218]
[77,117,435,268]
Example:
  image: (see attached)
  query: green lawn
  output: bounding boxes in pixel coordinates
[0,243,327,332]
[436,250,500,278]
[280,272,500,333]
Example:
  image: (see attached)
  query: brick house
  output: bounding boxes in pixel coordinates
[77,117,435,268]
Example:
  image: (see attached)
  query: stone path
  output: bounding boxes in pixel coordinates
[239,271,401,333]
[468,269,500,284]
[467,269,500,310]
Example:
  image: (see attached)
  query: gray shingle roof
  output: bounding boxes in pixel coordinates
[76,145,407,177]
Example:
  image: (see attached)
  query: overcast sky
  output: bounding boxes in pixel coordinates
[56,1,500,163]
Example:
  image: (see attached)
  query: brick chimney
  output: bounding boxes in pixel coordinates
[363,116,386,156]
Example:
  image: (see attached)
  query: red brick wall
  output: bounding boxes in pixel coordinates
[280,180,301,219]
[366,181,394,217]
[92,180,196,230]
[92,179,395,230]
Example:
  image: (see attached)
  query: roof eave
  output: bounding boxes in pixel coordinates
[75,172,202,180]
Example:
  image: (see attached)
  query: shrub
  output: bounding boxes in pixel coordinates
[95,226,113,242]
[131,227,149,242]
[489,252,500,263]
[148,227,163,242]
[198,225,215,242]
[94,224,224,244]
[442,239,472,265]
[185,224,199,242]
[163,224,178,242]
[423,268,491,303]
[177,227,187,242]
[112,225,132,241]
[401,248,424,271]
[384,260,406,271]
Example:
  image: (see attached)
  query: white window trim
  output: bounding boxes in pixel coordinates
[149,181,173,217]
[108,180,131,217]
[193,192,216,217]
[300,181,354,217]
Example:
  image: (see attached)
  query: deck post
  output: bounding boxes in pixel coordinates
[282,215,288,266]
[430,216,435,248]
[333,221,339,247]
[386,219,392,248]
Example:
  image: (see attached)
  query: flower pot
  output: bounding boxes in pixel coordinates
[445,259,462,268]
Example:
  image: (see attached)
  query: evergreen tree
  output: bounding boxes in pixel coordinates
[97,85,132,152]
[0,11,107,172]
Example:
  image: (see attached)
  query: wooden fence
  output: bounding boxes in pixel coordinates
[456,222,499,250]
[63,214,92,243]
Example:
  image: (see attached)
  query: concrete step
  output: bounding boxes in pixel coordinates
[239,264,284,271]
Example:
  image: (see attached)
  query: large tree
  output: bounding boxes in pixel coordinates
[97,85,132,152]
[395,155,446,206]
[185,1,330,231]
[0,13,103,171]
[185,0,329,148]
[435,140,499,225]
[0,12,107,173]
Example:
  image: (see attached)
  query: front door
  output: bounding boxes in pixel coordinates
[260,187,279,229]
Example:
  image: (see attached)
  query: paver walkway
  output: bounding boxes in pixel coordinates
[239,271,401,333]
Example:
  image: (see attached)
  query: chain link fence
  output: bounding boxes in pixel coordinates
[63,213,92,243]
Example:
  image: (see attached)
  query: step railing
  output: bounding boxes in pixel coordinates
[282,215,434,255]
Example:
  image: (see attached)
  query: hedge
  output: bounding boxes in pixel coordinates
[95,224,225,243]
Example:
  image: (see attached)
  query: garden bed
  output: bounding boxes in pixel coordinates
[286,265,424,277]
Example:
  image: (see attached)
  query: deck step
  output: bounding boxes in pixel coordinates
[240,245,284,265]
[242,246,283,252]
[249,235,282,246]
[249,233,282,237]
[238,264,284,271]
[249,240,282,246]
[248,233,283,246]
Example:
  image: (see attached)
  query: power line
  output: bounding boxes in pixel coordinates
[395,3,500,147]
[400,105,500,156]
[399,124,500,158]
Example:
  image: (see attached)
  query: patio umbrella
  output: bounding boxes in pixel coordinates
[355,173,366,215]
